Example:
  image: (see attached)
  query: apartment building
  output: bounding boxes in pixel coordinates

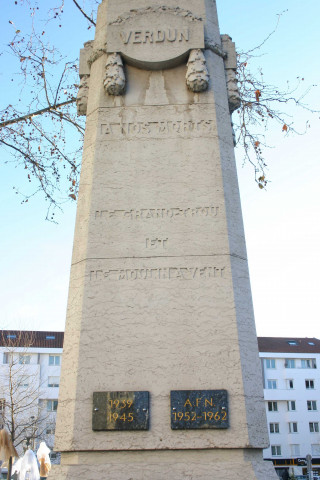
[259,337,320,479]
[1,330,319,477]
[0,330,63,461]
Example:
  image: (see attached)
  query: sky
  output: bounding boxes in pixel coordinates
[1,0,319,338]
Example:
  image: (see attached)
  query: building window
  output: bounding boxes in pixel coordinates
[290,444,300,456]
[309,422,319,433]
[312,444,320,456]
[288,422,298,433]
[271,445,281,456]
[301,358,317,369]
[6,335,16,339]
[287,401,296,411]
[285,359,295,368]
[287,341,298,346]
[19,376,29,387]
[46,336,55,340]
[46,400,58,412]
[269,423,280,434]
[268,401,278,412]
[48,376,60,388]
[3,353,10,364]
[266,359,276,369]
[305,380,315,389]
[19,354,31,365]
[307,400,317,411]
[267,380,277,389]
[46,427,55,435]
[287,379,294,389]
[48,355,60,366]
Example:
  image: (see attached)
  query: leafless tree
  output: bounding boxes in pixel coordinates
[0,2,318,217]
[233,14,318,189]
[0,332,51,455]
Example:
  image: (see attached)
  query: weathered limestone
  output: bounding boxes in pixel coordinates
[186,49,210,92]
[54,0,278,478]
[76,41,93,116]
[104,53,126,96]
[221,34,241,113]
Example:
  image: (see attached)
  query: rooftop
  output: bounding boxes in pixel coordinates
[1,331,319,353]
[0,330,64,349]
[258,337,320,354]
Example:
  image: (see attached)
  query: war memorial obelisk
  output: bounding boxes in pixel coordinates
[54,0,278,478]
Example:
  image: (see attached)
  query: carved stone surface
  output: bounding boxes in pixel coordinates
[88,47,107,68]
[76,74,90,116]
[221,34,241,113]
[204,40,226,60]
[107,0,204,70]
[110,5,203,24]
[79,41,93,76]
[104,53,126,96]
[186,49,209,92]
[77,41,93,116]
[55,0,278,478]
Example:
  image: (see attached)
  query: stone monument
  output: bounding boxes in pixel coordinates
[54,0,278,478]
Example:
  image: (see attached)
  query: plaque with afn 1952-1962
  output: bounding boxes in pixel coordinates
[92,391,149,431]
[171,390,229,429]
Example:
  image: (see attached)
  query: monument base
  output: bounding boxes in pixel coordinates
[52,449,278,479]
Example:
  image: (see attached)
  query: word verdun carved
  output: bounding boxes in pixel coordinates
[120,28,190,44]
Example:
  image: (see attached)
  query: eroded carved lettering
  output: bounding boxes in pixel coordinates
[120,31,132,44]
[143,31,153,43]
[94,206,219,221]
[146,238,168,249]
[133,31,142,44]
[100,119,215,138]
[90,266,225,282]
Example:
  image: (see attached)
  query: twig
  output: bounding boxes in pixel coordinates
[72,0,96,26]
[0,99,76,128]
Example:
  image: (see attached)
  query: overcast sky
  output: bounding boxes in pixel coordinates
[1,0,319,338]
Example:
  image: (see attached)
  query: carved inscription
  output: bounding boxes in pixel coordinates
[120,28,189,45]
[100,119,215,138]
[106,6,204,69]
[146,238,168,249]
[95,206,219,220]
[90,266,225,282]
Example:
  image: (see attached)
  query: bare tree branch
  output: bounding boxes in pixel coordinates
[0,100,76,129]
[72,0,96,26]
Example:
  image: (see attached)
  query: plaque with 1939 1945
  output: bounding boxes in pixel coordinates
[92,391,149,431]
[171,390,229,429]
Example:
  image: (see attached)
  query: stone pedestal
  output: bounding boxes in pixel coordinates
[54,0,278,478]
